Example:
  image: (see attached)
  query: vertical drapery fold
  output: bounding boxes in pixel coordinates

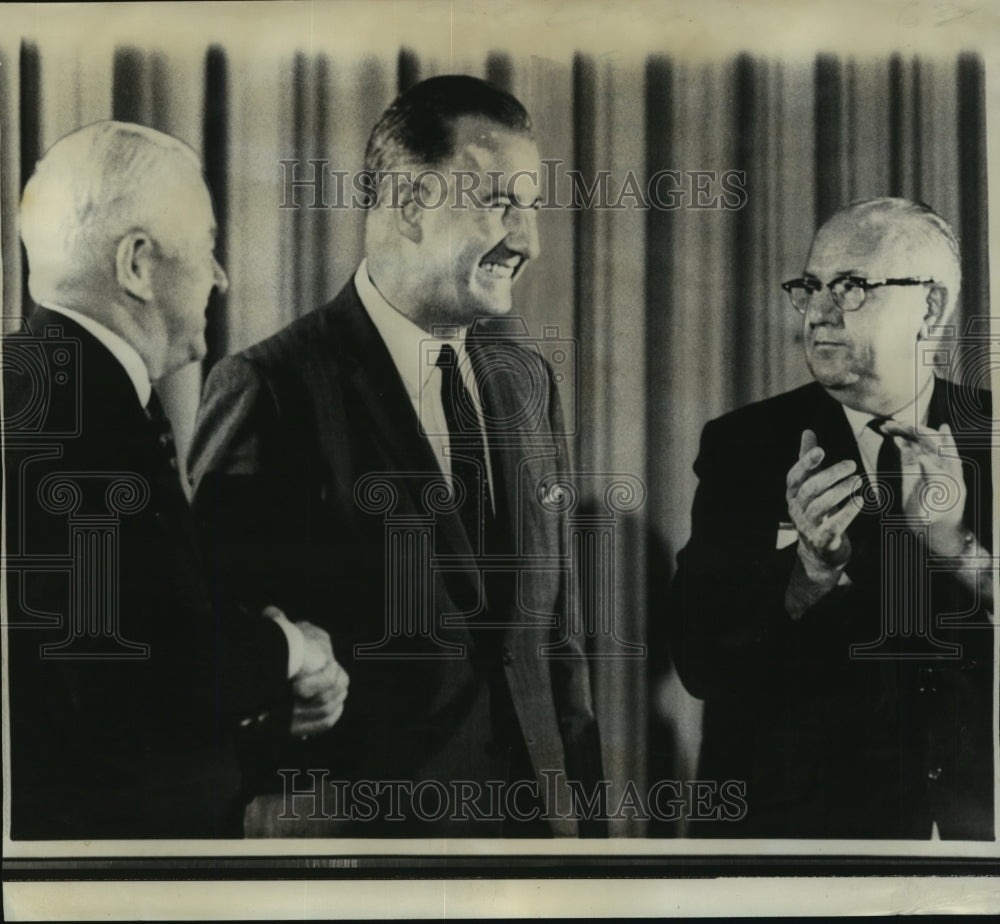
[202,45,230,369]
[957,53,989,379]
[17,41,39,315]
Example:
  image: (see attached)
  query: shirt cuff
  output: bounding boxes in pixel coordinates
[267,610,306,679]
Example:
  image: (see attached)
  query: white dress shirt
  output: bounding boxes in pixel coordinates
[354,260,495,502]
[840,374,935,511]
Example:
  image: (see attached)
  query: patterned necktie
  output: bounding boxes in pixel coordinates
[145,390,178,473]
[437,343,490,549]
[869,418,903,518]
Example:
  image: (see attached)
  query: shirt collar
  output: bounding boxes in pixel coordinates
[40,303,152,408]
[841,374,935,440]
[354,260,466,401]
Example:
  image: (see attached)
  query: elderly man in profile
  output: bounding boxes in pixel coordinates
[189,76,604,836]
[3,121,348,839]
[671,198,993,839]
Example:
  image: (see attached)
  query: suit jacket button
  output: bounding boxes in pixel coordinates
[239,717,253,728]
[927,767,943,781]
[502,648,514,667]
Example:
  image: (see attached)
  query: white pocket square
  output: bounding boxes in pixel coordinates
[776,522,798,550]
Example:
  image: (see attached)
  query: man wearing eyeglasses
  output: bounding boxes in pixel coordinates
[670,197,993,839]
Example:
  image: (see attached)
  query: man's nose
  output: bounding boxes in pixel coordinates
[213,257,229,295]
[806,283,841,326]
[504,207,540,261]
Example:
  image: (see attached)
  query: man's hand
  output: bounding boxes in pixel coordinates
[786,429,864,586]
[879,420,992,610]
[290,621,349,739]
[879,420,968,554]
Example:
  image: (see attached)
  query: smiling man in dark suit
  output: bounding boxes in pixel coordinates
[188,76,604,836]
[3,122,348,838]
[671,198,993,839]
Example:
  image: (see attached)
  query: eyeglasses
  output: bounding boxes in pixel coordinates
[781,275,936,314]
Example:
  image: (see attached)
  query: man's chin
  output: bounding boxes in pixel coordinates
[469,293,514,320]
[805,357,856,390]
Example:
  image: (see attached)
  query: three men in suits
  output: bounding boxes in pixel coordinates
[671,198,994,839]
[189,76,604,836]
[3,122,348,838]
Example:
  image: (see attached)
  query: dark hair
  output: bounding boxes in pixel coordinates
[363,75,532,206]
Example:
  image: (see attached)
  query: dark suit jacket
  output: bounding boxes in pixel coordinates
[188,281,604,836]
[3,307,291,839]
[670,378,994,839]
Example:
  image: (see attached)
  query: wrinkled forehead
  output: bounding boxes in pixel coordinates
[806,213,925,278]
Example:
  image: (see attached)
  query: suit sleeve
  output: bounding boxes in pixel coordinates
[668,417,840,700]
[191,355,314,618]
[190,354,279,487]
[179,356,293,726]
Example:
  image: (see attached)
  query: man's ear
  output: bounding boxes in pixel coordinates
[922,284,949,331]
[391,178,423,243]
[116,232,155,301]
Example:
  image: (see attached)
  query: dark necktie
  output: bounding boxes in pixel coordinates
[869,418,903,518]
[146,390,178,473]
[438,346,527,788]
[437,344,491,548]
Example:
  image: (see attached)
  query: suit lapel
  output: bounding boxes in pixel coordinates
[926,375,951,431]
[331,286,480,578]
[471,339,558,560]
[805,383,866,475]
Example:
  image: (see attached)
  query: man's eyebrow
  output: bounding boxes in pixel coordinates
[802,270,864,281]
[482,192,541,208]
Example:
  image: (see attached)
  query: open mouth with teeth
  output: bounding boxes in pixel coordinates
[478,243,525,281]
[479,259,520,279]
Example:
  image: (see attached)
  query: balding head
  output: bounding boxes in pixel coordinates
[798,197,963,414]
